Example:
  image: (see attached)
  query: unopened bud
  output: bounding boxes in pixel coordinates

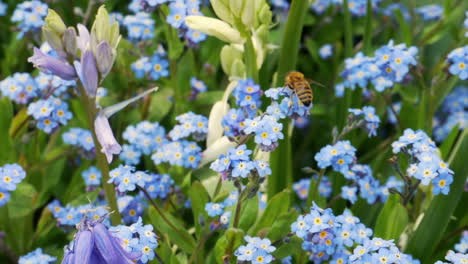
[207,101,229,147]
[63,27,77,56]
[258,4,272,25]
[255,24,269,44]
[185,16,243,44]
[42,25,64,53]
[45,9,66,35]
[220,45,243,75]
[231,59,246,78]
[210,0,234,24]
[92,6,111,44]
[241,0,256,28]
[229,0,244,16]
[96,41,115,78]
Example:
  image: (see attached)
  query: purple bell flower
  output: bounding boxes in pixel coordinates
[76,49,99,98]
[28,47,77,80]
[62,216,141,264]
[95,112,122,164]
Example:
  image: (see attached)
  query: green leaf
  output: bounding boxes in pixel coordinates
[7,183,37,218]
[252,190,290,235]
[238,195,258,232]
[214,228,244,262]
[374,194,408,240]
[439,124,460,159]
[406,127,468,262]
[194,91,224,106]
[148,88,173,121]
[68,188,101,207]
[273,236,302,259]
[188,182,210,236]
[394,9,411,45]
[148,207,196,253]
[266,210,299,241]
[0,98,14,163]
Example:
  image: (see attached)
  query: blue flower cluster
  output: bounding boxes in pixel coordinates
[349,237,420,264]
[62,128,95,151]
[222,108,248,137]
[0,1,6,16]
[293,176,332,200]
[204,191,239,228]
[145,173,174,199]
[82,166,102,187]
[319,44,333,59]
[27,96,72,133]
[166,0,207,44]
[265,87,311,119]
[109,165,152,193]
[109,217,158,263]
[121,121,167,165]
[11,0,48,38]
[123,12,155,42]
[210,145,272,180]
[169,112,208,141]
[435,251,468,264]
[270,0,289,10]
[315,141,356,173]
[234,236,276,263]
[392,129,454,194]
[18,248,56,264]
[0,164,26,207]
[291,203,418,263]
[244,115,284,152]
[455,231,468,254]
[48,200,110,226]
[416,4,443,21]
[118,194,147,224]
[447,46,468,80]
[349,106,381,137]
[128,0,168,13]
[0,73,39,104]
[152,140,202,168]
[131,53,169,80]
[234,79,263,118]
[336,40,418,95]
[310,0,383,17]
[434,87,467,142]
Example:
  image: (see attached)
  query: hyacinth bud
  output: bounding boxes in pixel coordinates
[210,0,234,24]
[229,0,244,17]
[199,136,237,167]
[255,24,269,44]
[28,47,76,80]
[95,113,122,164]
[251,35,264,68]
[231,59,246,78]
[91,6,121,52]
[44,9,66,35]
[258,4,272,25]
[96,41,115,78]
[185,16,243,44]
[79,49,98,98]
[42,26,64,54]
[207,101,229,147]
[63,27,77,55]
[241,0,256,28]
[220,45,243,75]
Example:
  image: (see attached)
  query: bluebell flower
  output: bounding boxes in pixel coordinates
[416,4,443,20]
[349,106,381,137]
[123,12,155,42]
[18,248,56,264]
[319,44,333,59]
[11,1,48,38]
[28,47,77,80]
[169,112,208,141]
[205,202,224,217]
[447,46,468,80]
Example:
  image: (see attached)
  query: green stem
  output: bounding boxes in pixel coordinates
[269,0,309,199]
[306,168,325,207]
[244,36,259,82]
[363,0,372,54]
[342,0,353,57]
[78,85,121,225]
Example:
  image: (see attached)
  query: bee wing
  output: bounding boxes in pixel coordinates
[306,78,326,88]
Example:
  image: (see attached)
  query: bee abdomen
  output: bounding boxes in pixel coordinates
[297,89,313,106]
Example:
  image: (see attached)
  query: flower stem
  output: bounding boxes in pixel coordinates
[78,85,121,225]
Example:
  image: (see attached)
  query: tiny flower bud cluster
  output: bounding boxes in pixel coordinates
[349,106,381,137]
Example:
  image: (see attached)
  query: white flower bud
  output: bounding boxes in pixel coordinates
[210,0,234,24]
[199,137,237,167]
[207,101,229,147]
[185,16,244,44]
[241,0,256,28]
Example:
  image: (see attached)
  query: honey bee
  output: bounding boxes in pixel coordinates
[285,71,324,107]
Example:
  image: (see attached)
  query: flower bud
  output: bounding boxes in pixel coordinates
[42,25,64,54]
[185,16,243,44]
[28,47,76,80]
[96,41,115,78]
[91,6,121,51]
[241,0,256,28]
[95,112,122,164]
[207,101,229,147]
[44,9,66,35]
[199,136,237,167]
[255,24,269,44]
[78,49,98,98]
[63,27,77,56]
[231,58,246,78]
[220,45,243,75]
[258,4,272,25]
[210,0,234,24]
[229,0,244,17]
[251,35,264,68]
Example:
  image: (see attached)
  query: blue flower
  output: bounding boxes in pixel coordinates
[169,112,208,141]
[341,185,358,204]
[222,108,248,137]
[19,248,56,264]
[151,140,202,168]
[145,173,174,199]
[0,163,26,206]
[319,44,333,59]
[11,1,48,38]
[447,46,468,80]
[108,165,141,192]
[0,1,6,16]
[205,202,224,217]
[349,106,381,137]
[123,12,155,41]
[244,115,284,152]
[270,0,289,10]
[416,4,443,20]
[223,191,239,207]
[234,79,263,117]
[82,166,102,186]
[235,236,276,263]
[431,173,453,195]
